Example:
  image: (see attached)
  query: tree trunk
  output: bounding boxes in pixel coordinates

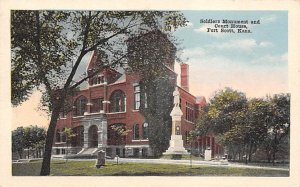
[272,150,276,166]
[18,151,23,159]
[40,106,61,176]
[248,143,253,163]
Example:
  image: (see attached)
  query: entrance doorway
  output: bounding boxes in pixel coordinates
[88,125,98,148]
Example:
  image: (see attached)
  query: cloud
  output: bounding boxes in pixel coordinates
[250,53,287,65]
[258,41,273,48]
[186,21,193,28]
[181,47,206,59]
[260,15,277,24]
[209,39,273,51]
[217,39,257,51]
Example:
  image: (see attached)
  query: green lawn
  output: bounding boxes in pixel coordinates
[12,160,289,176]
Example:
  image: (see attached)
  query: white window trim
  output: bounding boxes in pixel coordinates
[132,139,149,142]
[72,116,84,118]
[134,84,141,110]
[106,111,126,114]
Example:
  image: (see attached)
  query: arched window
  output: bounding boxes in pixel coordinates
[109,90,126,113]
[74,96,87,116]
[133,124,139,140]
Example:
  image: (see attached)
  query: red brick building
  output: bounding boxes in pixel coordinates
[53,32,221,158]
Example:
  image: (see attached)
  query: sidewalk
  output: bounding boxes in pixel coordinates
[111,158,289,171]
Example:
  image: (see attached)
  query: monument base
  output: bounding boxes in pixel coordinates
[163,135,190,155]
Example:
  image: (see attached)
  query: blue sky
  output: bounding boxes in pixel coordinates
[173,10,288,100]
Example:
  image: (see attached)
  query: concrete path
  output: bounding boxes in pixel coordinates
[110,158,289,171]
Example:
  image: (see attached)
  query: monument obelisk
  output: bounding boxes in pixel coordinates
[163,87,189,155]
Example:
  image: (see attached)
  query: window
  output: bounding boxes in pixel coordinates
[185,131,189,144]
[92,75,105,85]
[133,124,139,140]
[91,97,104,113]
[143,85,148,109]
[179,98,182,109]
[144,92,148,108]
[74,96,87,116]
[59,110,67,118]
[135,83,148,110]
[134,85,140,110]
[109,90,126,113]
[185,102,194,122]
[61,128,66,142]
[56,129,61,142]
[142,122,149,139]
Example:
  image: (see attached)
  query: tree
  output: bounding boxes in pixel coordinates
[189,107,212,156]
[12,125,46,159]
[29,125,47,158]
[264,93,290,164]
[242,98,270,163]
[11,10,187,175]
[142,77,175,156]
[191,88,290,164]
[127,29,180,157]
[191,106,211,138]
[192,88,249,161]
[12,127,26,159]
[208,87,248,135]
[61,127,76,162]
[110,124,131,150]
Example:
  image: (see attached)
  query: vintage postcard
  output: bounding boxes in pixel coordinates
[1,0,300,187]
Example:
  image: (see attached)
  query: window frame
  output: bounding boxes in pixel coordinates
[91,97,104,113]
[109,90,126,113]
[74,96,87,116]
[142,122,149,140]
[133,124,140,140]
[134,85,141,110]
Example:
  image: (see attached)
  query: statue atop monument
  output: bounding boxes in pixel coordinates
[173,87,180,107]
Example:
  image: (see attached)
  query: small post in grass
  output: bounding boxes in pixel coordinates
[95,150,106,169]
[190,141,192,168]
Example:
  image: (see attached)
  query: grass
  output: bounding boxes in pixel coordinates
[12,160,289,176]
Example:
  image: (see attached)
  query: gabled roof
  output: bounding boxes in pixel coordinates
[87,50,120,75]
[196,96,207,107]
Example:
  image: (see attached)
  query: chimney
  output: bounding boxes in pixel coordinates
[180,63,189,92]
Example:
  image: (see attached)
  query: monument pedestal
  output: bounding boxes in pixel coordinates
[204,149,212,161]
[163,135,189,155]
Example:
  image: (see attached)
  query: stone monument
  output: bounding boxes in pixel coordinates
[95,150,106,168]
[163,87,189,155]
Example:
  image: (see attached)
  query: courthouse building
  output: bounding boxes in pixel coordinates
[53,31,220,158]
